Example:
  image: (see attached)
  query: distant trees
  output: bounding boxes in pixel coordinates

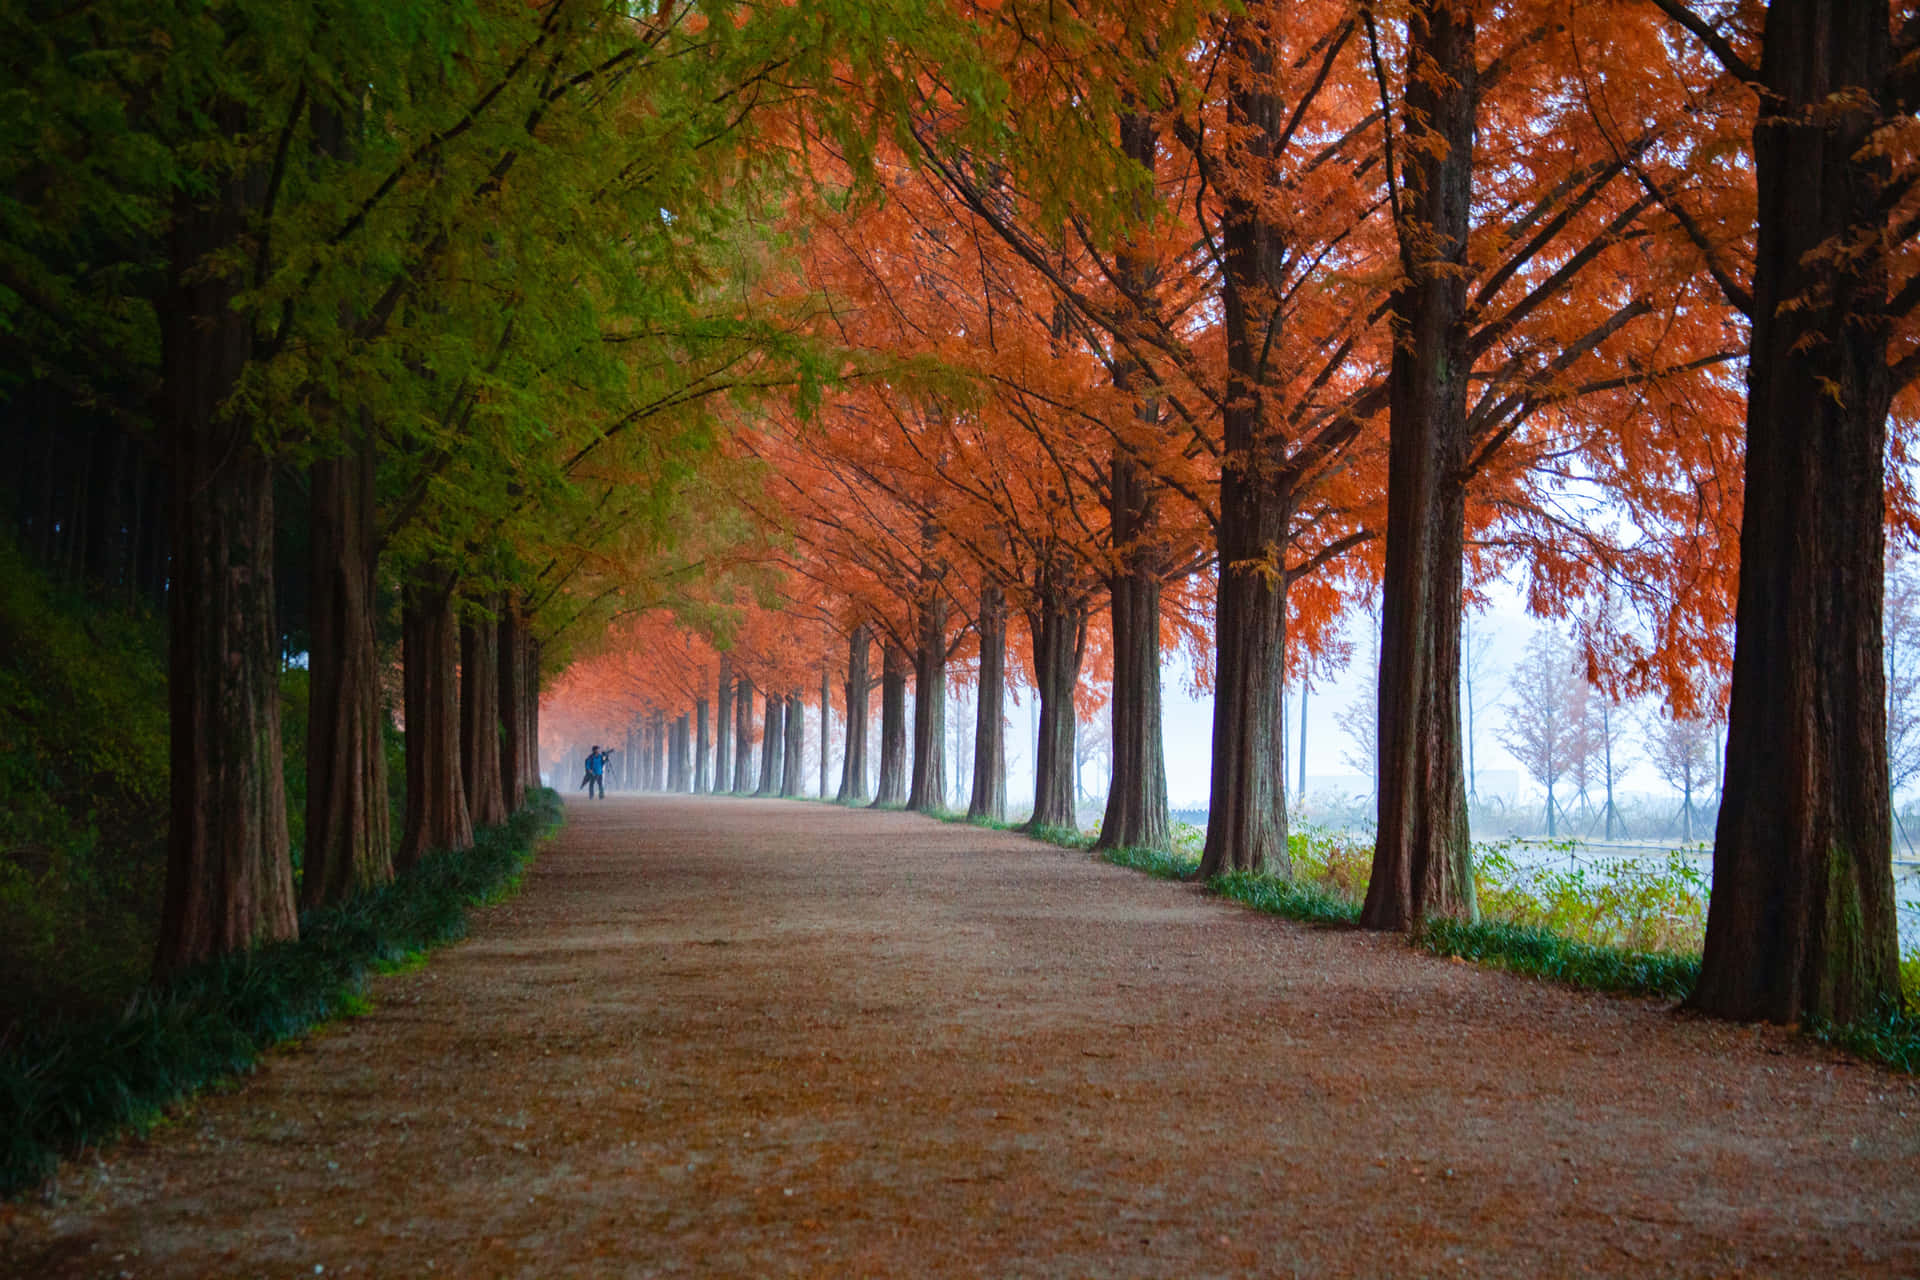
[1498,633,1582,838]
[1645,712,1719,843]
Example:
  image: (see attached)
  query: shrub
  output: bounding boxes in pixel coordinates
[0,536,169,1035]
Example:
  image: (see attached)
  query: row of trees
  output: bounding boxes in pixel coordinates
[9,0,1917,1030]
[3,0,1017,976]
[556,0,1917,1027]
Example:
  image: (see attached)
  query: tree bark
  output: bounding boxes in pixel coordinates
[1199,9,1293,879]
[460,602,509,828]
[1026,572,1089,833]
[153,131,298,976]
[969,580,1009,822]
[819,662,832,798]
[1096,109,1173,854]
[398,573,474,866]
[873,642,910,807]
[497,603,532,813]
[651,708,667,791]
[524,636,543,794]
[908,596,949,812]
[1097,468,1170,851]
[302,421,392,910]
[1692,0,1900,1024]
[783,692,805,796]
[715,656,734,793]
[1362,0,1479,931]
[839,625,872,802]
[733,675,755,793]
[695,697,711,793]
[758,691,782,796]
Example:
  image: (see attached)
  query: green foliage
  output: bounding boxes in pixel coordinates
[0,535,168,1032]
[1415,918,1702,1000]
[1211,870,1362,927]
[0,789,561,1199]
[1099,844,1199,880]
[1099,840,1359,924]
[1285,825,1377,901]
[1473,840,1710,954]
[1807,1006,1920,1075]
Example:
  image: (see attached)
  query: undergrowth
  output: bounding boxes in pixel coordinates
[0,535,169,1030]
[0,789,561,1199]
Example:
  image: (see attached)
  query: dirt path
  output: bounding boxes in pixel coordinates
[6,796,1918,1278]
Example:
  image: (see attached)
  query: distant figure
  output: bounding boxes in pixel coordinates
[582,745,612,799]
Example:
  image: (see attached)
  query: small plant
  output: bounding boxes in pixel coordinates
[1473,842,1708,955]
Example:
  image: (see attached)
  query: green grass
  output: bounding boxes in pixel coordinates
[1809,1006,1920,1075]
[1211,869,1363,927]
[1415,917,1701,1000]
[0,789,562,1199]
[1099,844,1198,881]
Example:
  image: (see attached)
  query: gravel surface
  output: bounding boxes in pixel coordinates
[5,795,1918,1277]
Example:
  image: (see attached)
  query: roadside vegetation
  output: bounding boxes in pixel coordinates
[0,790,560,1198]
[1095,820,1920,1071]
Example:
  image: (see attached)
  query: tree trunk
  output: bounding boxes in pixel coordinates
[969,580,1009,822]
[873,642,909,807]
[819,662,832,798]
[839,625,871,802]
[1097,109,1173,854]
[649,709,665,791]
[908,597,949,812]
[715,656,733,793]
[1199,9,1292,880]
[696,697,711,793]
[524,637,543,793]
[1692,0,1901,1025]
[1025,574,1088,833]
[783,692,804,796]
[398,573,473,866]
[757,690,780,796]
[498,603,532,813]
[460,602,509,829]
[1362,0,1479,931]
[302,424,392,910]
[153,134,297,976]
[1097,489,1170,851]
[733,675,755,793]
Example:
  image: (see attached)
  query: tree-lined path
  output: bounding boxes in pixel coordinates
[8,798,1918,1276]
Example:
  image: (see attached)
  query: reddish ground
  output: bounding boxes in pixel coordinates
[4,795,1918,1277]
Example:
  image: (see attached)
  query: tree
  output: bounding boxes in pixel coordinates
[1498,630,1581,838]
[1592,695,1635,841]
[1646,709,1716,842]
[873,643,910,808]
[1650,0,1908,1024]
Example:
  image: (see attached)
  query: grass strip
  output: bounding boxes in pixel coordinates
[1414,917,1700,1001]
[1808,1008,1920,1075]
[0,789,562,1199]
[1211,869,1363,927]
